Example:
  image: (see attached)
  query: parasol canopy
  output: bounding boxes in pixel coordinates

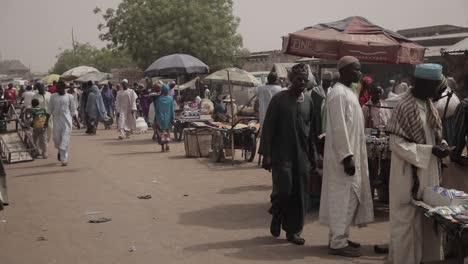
[145,54,209,77]
[282,16,426,64]
[442,37,468,55]
[204,68,261,87]
[42,74,60,85]
[61,66,99,81]
[75,72,112,83]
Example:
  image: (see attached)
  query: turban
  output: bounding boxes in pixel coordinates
[414,63,443,81]
[337,56,359,70]
[161,84,170,93]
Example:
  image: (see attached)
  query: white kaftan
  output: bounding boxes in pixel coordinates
[388,104,443,264]
[319,82,374,249]
[115,89,137,132]
[48,93,74,164]
[255,84,282,126]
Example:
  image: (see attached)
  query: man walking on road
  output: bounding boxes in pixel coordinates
[115,79,137,140]
[255,72,282,127]
[259,63,318,246]
[319,56,374,258]
[33,82,52,142]
[47,81,75,166]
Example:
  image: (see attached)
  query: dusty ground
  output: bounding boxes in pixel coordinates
[0,128,389,264]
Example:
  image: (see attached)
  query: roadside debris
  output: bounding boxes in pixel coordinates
[137,195,152,200]
[88,217,112,224]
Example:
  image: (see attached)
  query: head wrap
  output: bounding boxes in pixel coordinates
[161,84,170,93]
[168,81,176,89]
[121,79,129,84]
[414,64,443,81]
[362,76,373,85]
[337,56,359,70]
[290,63,308,77]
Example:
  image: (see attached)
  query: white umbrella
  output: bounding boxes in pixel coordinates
[61,66,99,81]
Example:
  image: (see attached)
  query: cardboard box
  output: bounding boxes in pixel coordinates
[423,187,468,207]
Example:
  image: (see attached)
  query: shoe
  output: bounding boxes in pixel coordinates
[286,234,305,245]
[374,244,389,254]
[61,162,68,167]
[57,153,60,161]
[329,245,361,257]
[270,215,281,238]
[347,240,361,248]
[118,136,124,140]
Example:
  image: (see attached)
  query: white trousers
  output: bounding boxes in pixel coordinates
[329,191,359,249]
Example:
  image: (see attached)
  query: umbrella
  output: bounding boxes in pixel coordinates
[443,37,468,55]
[204,68,261,87]
[42,74,60,85]
[61,66,99,81]
[282,16,426,64]
[75,72,112,83]
[145,54,209,77]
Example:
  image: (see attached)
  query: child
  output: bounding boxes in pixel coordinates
[30,99,49,159]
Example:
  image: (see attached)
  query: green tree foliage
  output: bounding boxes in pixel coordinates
[95,0,245,70]
[51,43,135,74]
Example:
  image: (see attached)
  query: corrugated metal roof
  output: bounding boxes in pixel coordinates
[443,37,468,54]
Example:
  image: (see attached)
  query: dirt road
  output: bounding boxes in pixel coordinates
[0,129,388,264]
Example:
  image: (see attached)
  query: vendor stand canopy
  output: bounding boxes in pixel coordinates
[75,72,112,83]
[204,68,261,87]
[177,77,200,91]
[145,54,209,77]
[282,16,426,64]
[61,66,99,81]
[442,37,468,55]
[42,74,60,85]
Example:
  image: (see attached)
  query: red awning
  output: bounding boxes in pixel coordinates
[282,16,426,65]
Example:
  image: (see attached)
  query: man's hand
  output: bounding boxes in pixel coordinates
[262,156,272,172]
[343,156,356,176]
[432,145,450,159]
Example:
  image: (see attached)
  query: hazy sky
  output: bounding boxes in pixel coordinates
[1,0,467,73]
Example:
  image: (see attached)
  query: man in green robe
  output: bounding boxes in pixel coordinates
[259,63,318,245]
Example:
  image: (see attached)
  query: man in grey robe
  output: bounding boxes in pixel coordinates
[259,63,318,245]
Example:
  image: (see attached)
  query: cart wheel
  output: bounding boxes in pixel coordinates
[244,133,257,162]
[211,131,224,162]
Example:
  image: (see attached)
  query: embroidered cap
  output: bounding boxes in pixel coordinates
[414,64,443,81]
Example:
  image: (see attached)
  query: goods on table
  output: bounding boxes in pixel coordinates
[423,186,468,207]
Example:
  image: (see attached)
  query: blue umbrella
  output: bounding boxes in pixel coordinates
[144,54,209,77]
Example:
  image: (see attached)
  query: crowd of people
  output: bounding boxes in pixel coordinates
[258,57,468,263]
[0,55,467,263]
[0,77,182,164]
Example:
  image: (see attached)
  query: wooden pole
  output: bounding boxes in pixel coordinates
[228,70,235,165]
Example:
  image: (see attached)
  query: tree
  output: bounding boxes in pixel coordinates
[51,43,135,74]
[95,0,245,71]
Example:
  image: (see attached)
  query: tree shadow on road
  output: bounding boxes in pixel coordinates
[179,202,270,230]
[111,151,165,156]
[6,162,57,170]
[103,139,155,146]
[186,236,385,263]
[14,169,81,178]
[218,185,271,194]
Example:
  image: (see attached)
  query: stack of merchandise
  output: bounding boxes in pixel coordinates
[425,186,468,224]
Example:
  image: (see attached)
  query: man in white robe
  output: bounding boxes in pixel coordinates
[46,81,75,166]
[319,56,374,258]
[255,72,282,127]
[386,64,449,264]
[115,79,137,140]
